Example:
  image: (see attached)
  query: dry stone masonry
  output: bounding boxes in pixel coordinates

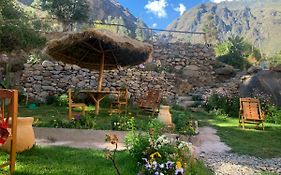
[20,42,225,102]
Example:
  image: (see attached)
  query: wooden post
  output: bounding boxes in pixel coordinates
[10,90,18,173]
[96,53,105,115]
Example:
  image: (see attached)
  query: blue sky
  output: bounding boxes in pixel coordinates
[117,0,223,29]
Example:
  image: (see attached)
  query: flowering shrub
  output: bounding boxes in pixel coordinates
[138,134,193,175]
[111,115,136,131]
[126,123,194,175]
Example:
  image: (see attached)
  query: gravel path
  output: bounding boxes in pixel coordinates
[34,127,281,175]
[193,127,281,175]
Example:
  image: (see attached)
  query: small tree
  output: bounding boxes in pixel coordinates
[215,36,261,70]
[0,0,45,51]
[42,0,89,31]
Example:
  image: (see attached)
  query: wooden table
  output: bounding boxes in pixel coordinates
[80,90,116,115]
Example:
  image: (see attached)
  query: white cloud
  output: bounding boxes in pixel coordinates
[152,23,158,28]
[211,0,235,3]
[174,3,186,15]
[145,0,168,18]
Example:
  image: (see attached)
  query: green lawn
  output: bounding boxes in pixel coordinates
[0,146,212,175]
[193,111,281,158]
[1,146,138,175]
[18,104,154,130]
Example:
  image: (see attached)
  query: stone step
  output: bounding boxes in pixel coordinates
[177,96,193,102]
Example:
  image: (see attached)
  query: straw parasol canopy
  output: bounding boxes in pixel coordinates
[45,29,153,91]
[45,29,152,70]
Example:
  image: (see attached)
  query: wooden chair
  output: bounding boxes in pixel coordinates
[137,90,161,116]
[239,98,265,130]
[68,89,86,120]
[0,89,18,173]
[110,88,129,114]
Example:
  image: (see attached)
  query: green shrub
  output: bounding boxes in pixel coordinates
[68,114,96,129]
[146,119,165,136]
[265,105,281,124]
[58,94,68,106]
[46,95,59,105]
[46,114,95,129]
[172,111,196,136]
[205,93,239,118]
[46,117,69,128]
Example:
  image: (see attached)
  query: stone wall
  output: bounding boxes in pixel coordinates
[20,42,218,102]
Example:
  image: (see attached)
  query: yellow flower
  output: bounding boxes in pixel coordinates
[150,152,161,159]
[176,161,182,169]
[149,152,161,163]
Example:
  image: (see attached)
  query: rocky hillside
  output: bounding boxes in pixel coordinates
[18,0,147,37]
[166,0,281,55]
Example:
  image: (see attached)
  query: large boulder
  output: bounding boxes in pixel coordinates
[215,65,236,75]
[240,70,281,106]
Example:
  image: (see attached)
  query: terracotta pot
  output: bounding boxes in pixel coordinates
[158,105,172,126]
[1,117,35,153]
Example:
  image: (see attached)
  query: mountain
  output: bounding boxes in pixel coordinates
[166,0,281,55]
[18,0,148,37]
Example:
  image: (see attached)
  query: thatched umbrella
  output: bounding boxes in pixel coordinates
[45,29,153,114]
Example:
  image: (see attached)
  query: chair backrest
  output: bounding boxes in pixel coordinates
[240,98,263,120]
[144,90,161,107]
[0,89,18,126]
[117,88,128,103]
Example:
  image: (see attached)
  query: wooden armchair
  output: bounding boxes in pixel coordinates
[137,90,161,116]
[68,89,86,120]
[110,88,129,114]
[239,98,265,130]
[0,89,18,173]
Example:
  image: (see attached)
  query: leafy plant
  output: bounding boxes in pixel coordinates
[58,94,68,106]
[0,0,46,51]
[68,114,96,129]
[42,0,89,31]
[27,52,42,64]
[0,63,12,89]
[215,36,260,70]
[46,95,58,105]
[205,93,239,118]
[265,105,281,124]
[172,111,196,136]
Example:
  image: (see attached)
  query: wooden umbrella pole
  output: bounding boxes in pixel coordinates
[97,53,105,92]
[95,52,105,115]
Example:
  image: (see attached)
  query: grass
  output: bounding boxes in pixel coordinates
[192,110,281,158]
[18,104,154,130]
[1,146,138,175]
[0,146,212,175]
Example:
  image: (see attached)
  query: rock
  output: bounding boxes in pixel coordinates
[215,66,236,75]
[42,60,54,67]
[272,64,281,72]
[247,66,261,74]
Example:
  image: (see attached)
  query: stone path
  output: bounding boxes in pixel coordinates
[34,127,281,175]
[34,127,128,150]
